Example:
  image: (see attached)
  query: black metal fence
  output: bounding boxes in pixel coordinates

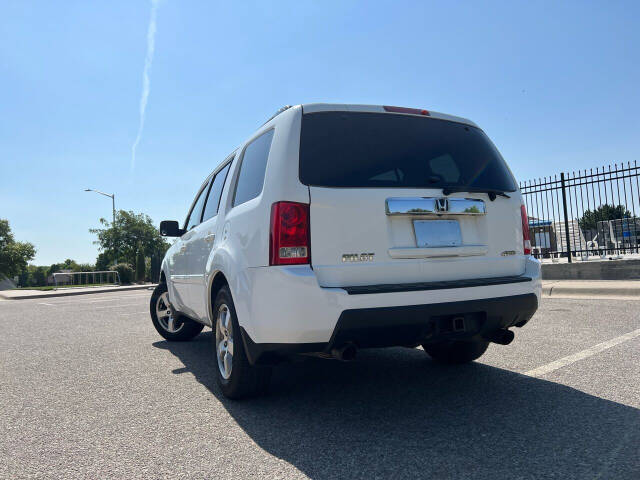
[519,161,640,262]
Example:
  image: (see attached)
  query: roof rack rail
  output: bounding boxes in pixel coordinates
[263,105,293,125]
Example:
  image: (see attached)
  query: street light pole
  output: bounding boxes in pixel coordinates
[85,188,117,264]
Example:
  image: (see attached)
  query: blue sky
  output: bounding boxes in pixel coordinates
[1,1,638,265]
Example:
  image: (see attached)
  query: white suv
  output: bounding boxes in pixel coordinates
[150,103,541,399]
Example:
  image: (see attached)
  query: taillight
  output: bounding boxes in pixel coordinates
[269,201,310,265]
[521,204,531,255]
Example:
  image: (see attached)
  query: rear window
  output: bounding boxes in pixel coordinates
[299,111,516,191]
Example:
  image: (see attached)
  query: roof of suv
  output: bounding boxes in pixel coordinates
[262,103,478,129]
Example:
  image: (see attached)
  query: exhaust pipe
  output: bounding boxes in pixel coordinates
[331,343,357,361]
[485,329,515,346]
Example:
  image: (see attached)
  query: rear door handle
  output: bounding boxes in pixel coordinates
[205,233,215,243]
[180,245,187,254]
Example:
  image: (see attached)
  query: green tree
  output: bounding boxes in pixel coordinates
[19,265,48,287]
[0,219,36,278]
[75,263,95,272]
[95,251,115,271]
[47,263,62,277]
[61,259,79,271]
[46,259,93,273]
[90,210,169,277]
[30,266,47,286]
[110,263,134,285]
[578,204,631,231]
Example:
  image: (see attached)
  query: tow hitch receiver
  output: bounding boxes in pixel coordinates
[452,316,466,332]
[437,315,467,334]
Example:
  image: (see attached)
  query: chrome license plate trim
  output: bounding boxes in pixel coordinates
[386,197,486,216]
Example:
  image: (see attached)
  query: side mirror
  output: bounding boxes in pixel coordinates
[159,220,183,237]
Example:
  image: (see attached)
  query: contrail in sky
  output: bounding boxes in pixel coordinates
[131,0,160,172]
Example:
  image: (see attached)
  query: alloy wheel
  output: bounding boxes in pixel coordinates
[156,292,184,333]
[215,304,234,380]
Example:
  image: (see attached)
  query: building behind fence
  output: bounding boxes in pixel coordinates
[520,161,640,262]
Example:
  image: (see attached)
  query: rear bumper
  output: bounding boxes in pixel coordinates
[233,257,541,364]
[242,293,538,364]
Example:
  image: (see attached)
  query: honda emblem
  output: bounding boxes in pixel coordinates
[435,198,449,213]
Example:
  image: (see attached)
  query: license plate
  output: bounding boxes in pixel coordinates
[413,220,462,247]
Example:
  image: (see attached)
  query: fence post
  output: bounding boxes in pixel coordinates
[560,172,572,263]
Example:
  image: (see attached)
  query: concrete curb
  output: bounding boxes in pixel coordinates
[542,259,640,280]
[0,284,156,300]
[542,281,640,299]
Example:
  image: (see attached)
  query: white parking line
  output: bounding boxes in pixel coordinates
[93,303,144,310]
[39,299,116,306]
[37,294,149,306]
[525,328,640,377]
[84,296,148,304]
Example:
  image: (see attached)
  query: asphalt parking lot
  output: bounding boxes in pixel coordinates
[1,290,639,479]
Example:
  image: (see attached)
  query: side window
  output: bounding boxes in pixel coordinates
[429,154,461,184]
[202,162,232,222]
[184,181,210,231]
[232,130,274,207]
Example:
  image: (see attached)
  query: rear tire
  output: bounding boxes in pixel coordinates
[150,283,204,341]
[422,339,489,364]
[213,286,272,399]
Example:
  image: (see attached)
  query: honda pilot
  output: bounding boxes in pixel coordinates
[150,104,541,399]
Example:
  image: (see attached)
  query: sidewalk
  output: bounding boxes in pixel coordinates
[542,280,640,299]
[0,284,156,300]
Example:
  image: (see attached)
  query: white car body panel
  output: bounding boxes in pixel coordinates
[237,257,541,344]
[308,186,525,288]
[160,103,541,350]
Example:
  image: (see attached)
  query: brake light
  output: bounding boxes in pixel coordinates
[270,201,310,265]
[521,204,531,255]
[383,105,430,116]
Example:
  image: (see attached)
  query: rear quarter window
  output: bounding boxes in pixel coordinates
[232,130,275,207]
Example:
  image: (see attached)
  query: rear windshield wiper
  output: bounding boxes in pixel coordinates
[441,187,511,201]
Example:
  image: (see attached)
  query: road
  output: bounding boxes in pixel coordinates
[1,290,639,479]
